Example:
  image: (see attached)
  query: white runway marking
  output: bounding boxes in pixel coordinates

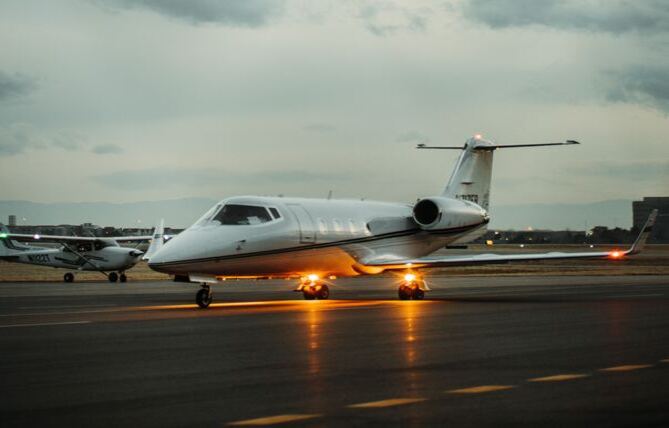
[19,304,117,310]
[0,320,91,329]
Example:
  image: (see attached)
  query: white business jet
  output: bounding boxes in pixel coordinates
[0,219,165,282]
[147,135,657,308]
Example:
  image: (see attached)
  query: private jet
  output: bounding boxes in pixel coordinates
[0,220,165,282]
[147,135,657,307]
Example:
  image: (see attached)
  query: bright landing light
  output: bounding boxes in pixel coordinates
[404,273,416,282]
[609,250,623,259]
[307,274,319,282]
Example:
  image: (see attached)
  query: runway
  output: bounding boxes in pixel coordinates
[1,275,669,426]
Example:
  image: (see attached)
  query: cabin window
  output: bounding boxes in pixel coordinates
[333,219,343,233]
[212,204,272,225]
[318,218,328,234]
[348,219,357,234]
[269,207,281,219]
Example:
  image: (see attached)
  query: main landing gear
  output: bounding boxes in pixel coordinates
[398,273,426,300]
[64,272,75,283]
[298,275,330,300]
[107,272,127,283]
[196,284,213,308]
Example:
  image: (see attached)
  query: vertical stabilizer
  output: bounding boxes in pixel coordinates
[143,219,165,261]
[416,136,578,212]
[442,137,494,211]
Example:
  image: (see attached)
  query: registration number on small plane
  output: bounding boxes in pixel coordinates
[27,254,50,264]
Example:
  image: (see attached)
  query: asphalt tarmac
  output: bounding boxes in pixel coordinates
[1,275,669,427]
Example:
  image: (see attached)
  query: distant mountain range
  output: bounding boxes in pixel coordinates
[0,198,634,230]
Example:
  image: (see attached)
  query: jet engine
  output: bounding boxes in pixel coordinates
[412,196,488,230]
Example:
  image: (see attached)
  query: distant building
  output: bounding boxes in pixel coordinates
[633,197,669,243]
[8,215,17,226]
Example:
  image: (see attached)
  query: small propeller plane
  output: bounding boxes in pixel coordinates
[147,135,658,308]
[0,220,165,282]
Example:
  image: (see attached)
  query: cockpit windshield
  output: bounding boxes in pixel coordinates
[212,204,273,225]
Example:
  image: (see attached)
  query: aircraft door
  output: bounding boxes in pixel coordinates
[286,204,316,243]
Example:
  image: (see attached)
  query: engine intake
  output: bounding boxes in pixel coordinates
[413,199,441,227]
[412,196,487,230]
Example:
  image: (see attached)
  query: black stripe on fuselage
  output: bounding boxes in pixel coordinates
[149,220,488,268]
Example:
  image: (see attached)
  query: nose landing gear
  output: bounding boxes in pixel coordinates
[398,273,427,300]
[298,275,330,300]
[196,284,213,308]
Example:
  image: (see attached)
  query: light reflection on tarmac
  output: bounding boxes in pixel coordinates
[1,275,669,426]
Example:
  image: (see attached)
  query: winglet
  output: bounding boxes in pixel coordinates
[626,209,658,255]
[143,219,165,261]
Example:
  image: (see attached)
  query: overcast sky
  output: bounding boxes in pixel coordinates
[1,0,667,209]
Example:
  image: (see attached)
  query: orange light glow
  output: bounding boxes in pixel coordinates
[307,274,319,282]
[404,273,416,282]
[609,250,623,259]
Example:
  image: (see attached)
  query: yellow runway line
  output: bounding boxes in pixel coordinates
[599,364,653,372]
[348,398,427,408]
[528,373,589,382]
[228,414,321,426]
[447,385,515,394]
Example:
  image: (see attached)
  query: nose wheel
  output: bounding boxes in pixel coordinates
[63,272,75,283]
[196,285,213,308]
[398,282,426,300]
[302,284,329,300]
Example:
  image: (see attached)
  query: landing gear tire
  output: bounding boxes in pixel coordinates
[411,287,425,300]
[316,284,330,300]
[398,286,412,300]
[302,287,316,300]
[196,286,212,308]
[119,273,127,283]
[64,272,75,283]
[108,272,118,283]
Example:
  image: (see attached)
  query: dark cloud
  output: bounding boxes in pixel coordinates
[92,168,347,190]
[462,0,669,34]
[0,125,103,156]
[0,124,46,156]
[303,123,336,133]
[92,143,124,155]
[51,130,87,152]
[607,67,669,113]
[95,0,284,26]
[0,71,36,100]
[359,2,429,36]
[396,131,430,145]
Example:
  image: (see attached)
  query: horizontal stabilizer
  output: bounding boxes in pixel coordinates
[417,140,579,151]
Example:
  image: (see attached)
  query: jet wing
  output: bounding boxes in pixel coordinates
[362,210,657,270]
[1,234,152,244]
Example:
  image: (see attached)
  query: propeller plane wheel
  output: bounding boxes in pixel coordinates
[119,273,127,283]
[108,272,119,283]
[63,272,75,283]
[316,284,330,300]
[196,286,213,308]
